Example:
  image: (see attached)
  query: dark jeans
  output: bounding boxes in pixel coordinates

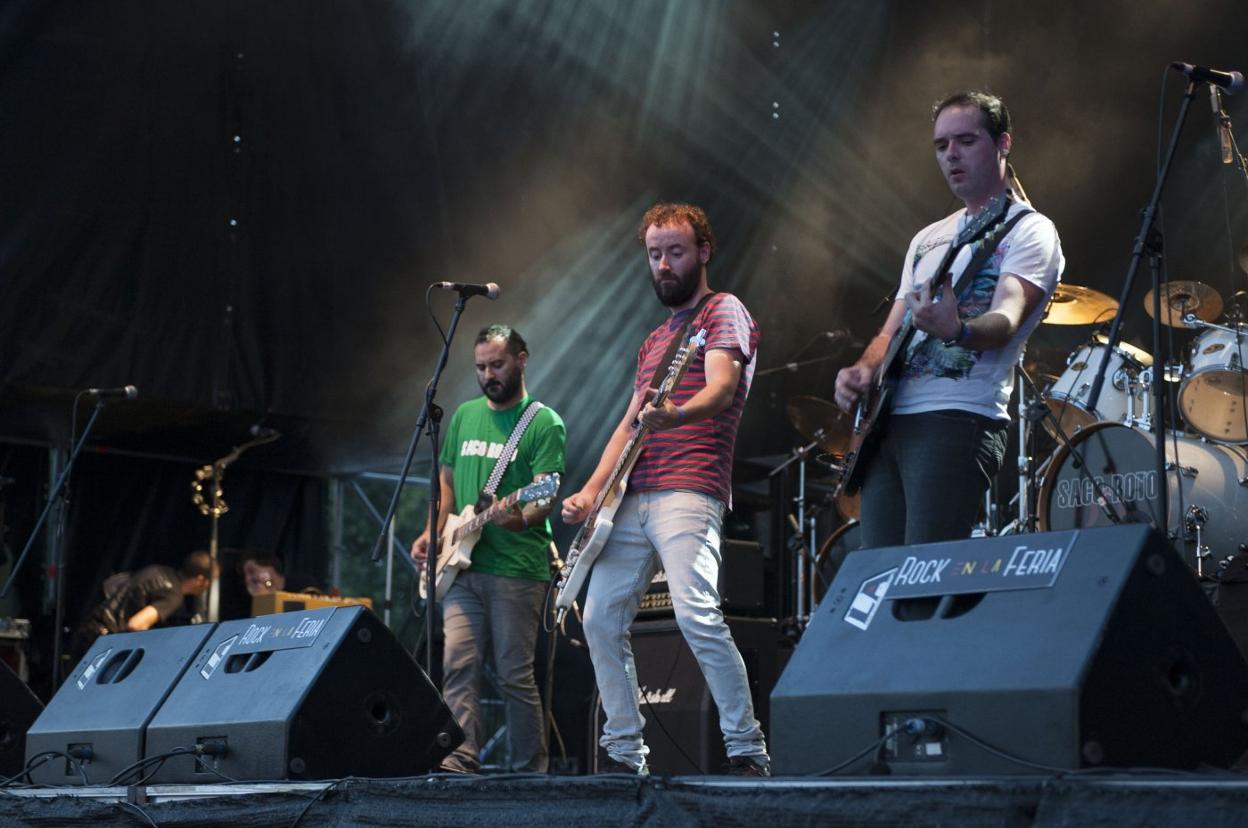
[859,410,1008,549]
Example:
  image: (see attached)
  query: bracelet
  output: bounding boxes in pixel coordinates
[519,511,529,530]
[675,406,685,426]
[941,320,969,348]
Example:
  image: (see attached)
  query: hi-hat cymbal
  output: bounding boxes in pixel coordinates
[786,395,852,456]
[1042,284,1119,325]
[1143,280,1223,328]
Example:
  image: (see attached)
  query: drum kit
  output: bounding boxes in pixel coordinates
[782,278,1248,623]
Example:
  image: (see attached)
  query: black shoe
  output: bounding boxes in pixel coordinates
[726,755,771,777]
[600,757,650,776]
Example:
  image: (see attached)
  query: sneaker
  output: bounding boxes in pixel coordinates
[726,754,771,777]
[600,757,650,776]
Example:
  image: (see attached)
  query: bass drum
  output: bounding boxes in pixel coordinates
[813,520,862,607]
[1037,422,1248,569]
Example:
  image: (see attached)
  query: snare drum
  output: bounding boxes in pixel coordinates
[1179,327,1248,443]
[1044,343,1150,437]
[1037,422,1248,569]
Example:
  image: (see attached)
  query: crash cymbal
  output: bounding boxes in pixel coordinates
[786,395,852,456]
[1238,243,1248,275]
[1144,280,1223,328]
[1042,284,1119,325]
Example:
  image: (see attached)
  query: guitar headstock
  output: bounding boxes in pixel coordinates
[523,473,561,507]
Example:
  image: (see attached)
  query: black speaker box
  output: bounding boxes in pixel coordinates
[639,540,766,617]
[0,660,42,779]
[593,616,781,775]
[771,525,1248,775]
[146,605,462,782]
[25,624,214,785]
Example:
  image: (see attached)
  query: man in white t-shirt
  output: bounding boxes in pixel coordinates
[834,91,1065,547]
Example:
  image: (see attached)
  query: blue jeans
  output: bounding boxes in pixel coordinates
[441,570,548,772]
[859,410,1008,548]
[583,490,767,768]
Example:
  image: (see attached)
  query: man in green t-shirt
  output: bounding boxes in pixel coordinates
[411,324,566,773]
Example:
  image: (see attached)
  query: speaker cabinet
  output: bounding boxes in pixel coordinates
[1,660,42,779]
[146,605,462,782]
[593,616,781,775]
[771,525,1248,774]
[26,625,213,785]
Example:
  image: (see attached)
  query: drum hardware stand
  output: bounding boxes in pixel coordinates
[191,427,282,621]
[769,430,828,632]
[1183,505,1212,577]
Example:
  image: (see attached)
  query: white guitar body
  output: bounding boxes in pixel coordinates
[419,474,561,602]
[551,479,625,617]
[420,506,479,601]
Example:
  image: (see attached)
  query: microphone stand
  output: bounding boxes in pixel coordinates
[1082,78,1201,538]
[370,291,467,682]
[0,400,106,689]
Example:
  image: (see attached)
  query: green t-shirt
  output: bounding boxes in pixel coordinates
[439,395,566,581]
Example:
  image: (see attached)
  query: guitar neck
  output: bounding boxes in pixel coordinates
[456,487,525,538]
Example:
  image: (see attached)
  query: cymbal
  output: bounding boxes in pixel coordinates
[786,395,852,456]
[1143,280,1223,328]
[1238,243,1248,274]
[1042,284,1119,325]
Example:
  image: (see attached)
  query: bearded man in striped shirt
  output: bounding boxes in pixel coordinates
[561,202,770,777]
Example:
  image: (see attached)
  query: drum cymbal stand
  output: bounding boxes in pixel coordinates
[769,431,827,633]
[998,353,1042,535]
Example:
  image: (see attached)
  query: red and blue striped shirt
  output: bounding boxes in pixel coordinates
[629,292,759,507]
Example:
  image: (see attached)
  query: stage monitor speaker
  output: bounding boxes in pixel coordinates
[593,616,780,775]
[25,624,215,785]
[771,525,1248,775]
[146,605,463,782]
[1,660,42,780]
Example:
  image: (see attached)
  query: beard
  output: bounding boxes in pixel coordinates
[650,266,701,307]
[481,371,521,404]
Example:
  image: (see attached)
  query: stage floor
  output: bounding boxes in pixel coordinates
[5,772,1248,827]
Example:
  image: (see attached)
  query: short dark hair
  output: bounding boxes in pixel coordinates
[637,202,716,262]
[933,91,1012,141]
[180,550,213,581]
[475,324,527,357]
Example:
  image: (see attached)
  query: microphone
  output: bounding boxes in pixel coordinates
[434,281,500,299]
[1171,62,1244,94]
[1211,86,1235,164]
[85,385,138,399]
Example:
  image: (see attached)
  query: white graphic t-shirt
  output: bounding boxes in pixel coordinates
[891,201,1065,420]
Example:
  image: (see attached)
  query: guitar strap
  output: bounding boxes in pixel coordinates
[908,204,1031,357]
[648,292,717,392]
[479,399,545,504]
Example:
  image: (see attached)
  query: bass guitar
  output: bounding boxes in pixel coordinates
[553,328,707,623]
[420,473,561,600]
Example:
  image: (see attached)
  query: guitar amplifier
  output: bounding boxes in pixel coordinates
[638,540,765,617]
[251,591,372,617]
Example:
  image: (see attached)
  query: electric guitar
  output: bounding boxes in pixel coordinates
[419,473,561,600]
[553,328,708,623]
[834,196,1013,498]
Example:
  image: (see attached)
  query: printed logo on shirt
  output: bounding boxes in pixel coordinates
[460,440,517,462]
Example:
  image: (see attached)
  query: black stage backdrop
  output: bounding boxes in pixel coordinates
[1,1,1246,690]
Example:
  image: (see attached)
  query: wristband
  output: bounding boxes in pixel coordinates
[520,510,529,530]
[942,320,969,348]
[675,406,685,426]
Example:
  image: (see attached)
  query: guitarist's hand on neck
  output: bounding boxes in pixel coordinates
[905,272,962,343]
[637,349,744,431]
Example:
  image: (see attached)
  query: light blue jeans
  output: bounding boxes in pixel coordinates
[583,489,768,768]
[441,570,548,772]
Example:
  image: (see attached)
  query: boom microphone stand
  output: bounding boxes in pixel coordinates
[369,287,472,682]
[0,399,106,689]
[1083,73,1205,538]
